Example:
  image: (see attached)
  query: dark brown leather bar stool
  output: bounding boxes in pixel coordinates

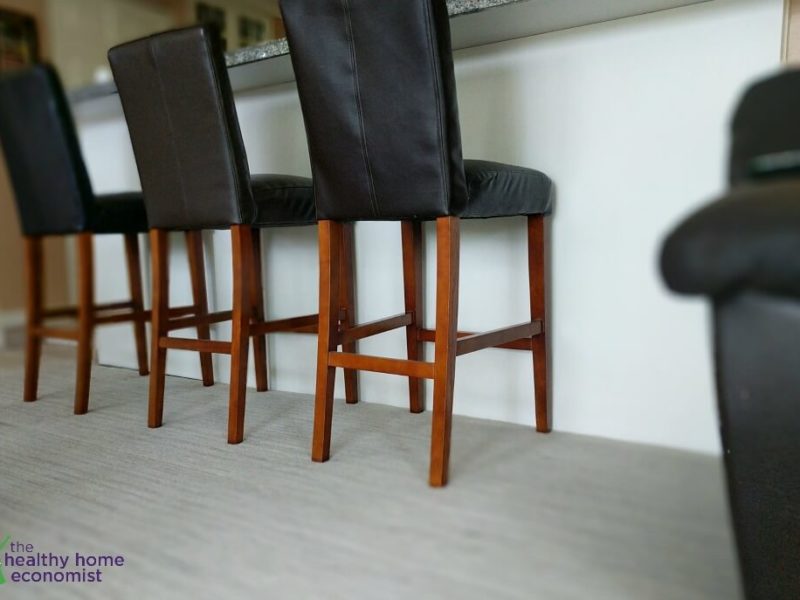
[0,64,154,415]
[283,0,554,486]
[108,25,358,443]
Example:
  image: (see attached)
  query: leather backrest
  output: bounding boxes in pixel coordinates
[0,65,93,236]
[281,0,467,221]
[109,25,253,230]
[729,70,800,185]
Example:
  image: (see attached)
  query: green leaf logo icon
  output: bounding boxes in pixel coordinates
[0,534,10,585]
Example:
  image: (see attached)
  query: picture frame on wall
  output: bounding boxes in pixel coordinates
[238,16,266,49]
[0,8,39,71]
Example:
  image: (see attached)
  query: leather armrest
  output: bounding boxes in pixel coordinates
[660,179,800,298]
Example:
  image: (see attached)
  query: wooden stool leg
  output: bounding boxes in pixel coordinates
[124,233,149,376]
[148,229,169,428]
[74,233,95,415]
[339,222,359,404]
[228,224,253,444]
[402,221,425,413]
[429,217,460,487]
[23,236,43,402]
[528,216,551,433]
[186,231,215,386]
[312,220,342,462]
[249,229,269,392]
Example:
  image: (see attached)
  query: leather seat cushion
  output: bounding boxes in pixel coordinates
[90,192,149,234]
[459,160,553,219]
[660,179,800,298]
[251,174,316,227]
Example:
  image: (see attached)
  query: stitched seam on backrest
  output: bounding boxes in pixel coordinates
[342,0,379,218]
[150,39,190,225]
[422,0,449,213]
[202,30,250,225]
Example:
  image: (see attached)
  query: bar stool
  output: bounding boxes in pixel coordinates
[0,64,154,414]
[282,0,554,486]
[108,26,358,443]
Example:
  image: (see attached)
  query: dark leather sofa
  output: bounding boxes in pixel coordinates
[661,70,800,600]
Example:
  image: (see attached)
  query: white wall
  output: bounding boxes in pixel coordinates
[77,0,785,455]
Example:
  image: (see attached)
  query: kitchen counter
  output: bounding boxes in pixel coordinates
[72,0,782,455]
[68,0,711,105]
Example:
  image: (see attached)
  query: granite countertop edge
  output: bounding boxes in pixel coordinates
[68,0,523,105]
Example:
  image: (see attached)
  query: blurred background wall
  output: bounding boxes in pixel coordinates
[46,0,283,89]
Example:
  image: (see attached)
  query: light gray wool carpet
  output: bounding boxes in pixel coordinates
[0,348,741,599]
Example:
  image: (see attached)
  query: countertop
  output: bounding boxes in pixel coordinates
[69,0,711,105]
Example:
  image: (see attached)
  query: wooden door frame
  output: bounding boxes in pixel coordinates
[783,0,799,63]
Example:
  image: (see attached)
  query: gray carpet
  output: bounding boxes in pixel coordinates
[0,348,741,599]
